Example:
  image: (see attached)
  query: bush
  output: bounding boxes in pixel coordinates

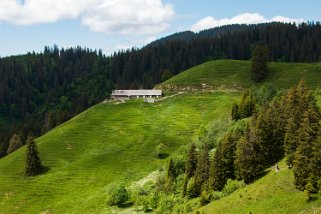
[304,182,317,202]
[222,179,246,196]
[200,190,211,206]
[107,185,130,207]
[210,191,223,201]
[186,177,198,198]
[154,143,166,158]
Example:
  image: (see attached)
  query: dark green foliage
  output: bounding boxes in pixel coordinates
[166,158,176,191]
[310,137,321,188]
[25,136,42,176]
[6,133,23,154]
[293,113,315,190]
[161,70,173,82]
[183,143,198,196]
[107,185,130,207]
[304,183,317,201]
[186,177,197,198]
[194,142,210,195]
[210,131,238,191]
[251,84,277,106]
[235,125,264,184]
[231,103,240,120]
[254,100,286,167]
[251,44,269,82]
[284,81,320,167]
[232,90,255,121]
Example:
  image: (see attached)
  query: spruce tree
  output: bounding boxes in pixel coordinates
[251,44,269,82]
[293,113,314,190]
[183,142,198,196]
[210,131,237,191]
[235,125,264,184]
[25,136,43,176]
[310,137,321,189]
[7,133,23,154]
[194,142,210,195]
[166,157,176,191]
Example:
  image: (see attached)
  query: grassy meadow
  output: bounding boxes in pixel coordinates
[0,92,237,213]
[198,160,321,214]
[158,60,321,91]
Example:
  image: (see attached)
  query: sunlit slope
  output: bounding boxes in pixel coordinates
[198,160,321,214]
[0,92,237,213]
[158,60,321,91]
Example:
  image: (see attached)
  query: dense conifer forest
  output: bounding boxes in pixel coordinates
[1,22,321,157]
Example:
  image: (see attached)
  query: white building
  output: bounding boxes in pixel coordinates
[111,90,162,101]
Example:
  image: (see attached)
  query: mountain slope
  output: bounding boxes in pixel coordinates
[197,160,321,214]
[157,60,321,91]
[0,92,237,213]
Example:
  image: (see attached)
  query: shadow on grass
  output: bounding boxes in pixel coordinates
[157,153,169,159]
[40,165,50,174]
[118,202,134,208]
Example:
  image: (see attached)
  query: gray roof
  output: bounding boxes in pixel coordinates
[111,90,162,96]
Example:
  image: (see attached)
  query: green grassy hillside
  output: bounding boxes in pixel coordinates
[0,92,237,213]
[157,60,321,91]
[197,160,321,214]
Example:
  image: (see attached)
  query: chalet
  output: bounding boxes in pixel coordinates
[111,90,162,101]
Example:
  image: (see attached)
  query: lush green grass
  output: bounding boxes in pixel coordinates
[0,92,237,213]
[197,160,321,214]
[158,60,321,91]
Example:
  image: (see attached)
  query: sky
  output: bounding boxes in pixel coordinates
[0,0,320,57]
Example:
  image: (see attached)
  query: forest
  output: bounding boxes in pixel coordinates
[2,21,321,157]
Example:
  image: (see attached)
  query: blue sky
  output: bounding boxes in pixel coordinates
[0,0,320,57]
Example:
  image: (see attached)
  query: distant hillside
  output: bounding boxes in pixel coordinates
[157,60,321,91]
[197,160,321,213]
[149,24,259,45]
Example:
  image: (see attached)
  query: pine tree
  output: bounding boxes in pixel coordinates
[235,125,264,184]
[251,44,269,82]
[25,136,43,176]
[7,133,23,154]
[310,137,321,189]
[293,113,314,190]
[183,142,198,196]
[166,157,176,191]
[194,142,210,195]
[231,103,240,121]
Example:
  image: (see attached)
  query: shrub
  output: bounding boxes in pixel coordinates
[107,185,130,207]
[186,177,198,198]
[154,143,166,158]
[200,190,211,206]
[304,182,317,202]
[222,179,246,196]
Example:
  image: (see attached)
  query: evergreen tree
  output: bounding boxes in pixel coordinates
[210,131,238,191]
[235,125,264,183]
[194,142,210,195]
[6,133,23,154]
[251,44,269,82]
[25,136,43,176]
[183,142,198,196]
[293,113,314,190]
[310,136,321,189]
[166,157,176,191]
[231,103,240,120]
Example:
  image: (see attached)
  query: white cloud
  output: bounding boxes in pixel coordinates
[0,0,174,35]
[82,0,174,35]
[190,13,304,32]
